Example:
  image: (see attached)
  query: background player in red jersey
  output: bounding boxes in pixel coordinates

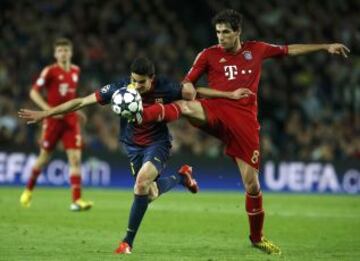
[136,9,350,255]
[20,38,93,211]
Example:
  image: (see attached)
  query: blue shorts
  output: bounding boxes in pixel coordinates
[123,141,171,177]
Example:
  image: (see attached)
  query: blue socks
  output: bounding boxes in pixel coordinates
[123,174,185,247]
[123,194,149,247]
[156,173,184,195]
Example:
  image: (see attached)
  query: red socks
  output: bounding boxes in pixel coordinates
[142,103,181,124]
[26,168,41,190]
[246,192,264,243]
[26,168,82,203]
[70,175,81,202]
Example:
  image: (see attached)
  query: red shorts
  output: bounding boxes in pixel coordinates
[197,99,260,170]
[40,114,81,151]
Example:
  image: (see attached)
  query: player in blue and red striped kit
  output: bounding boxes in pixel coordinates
[19,57,248,254]
[94,57,200,254]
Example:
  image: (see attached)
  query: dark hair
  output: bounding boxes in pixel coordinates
[130,57,155,77]
[53,37,73,49]
[212,9,243,32]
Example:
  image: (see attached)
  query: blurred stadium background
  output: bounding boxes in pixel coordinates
[0,0,358,193]
[0,0,359,260]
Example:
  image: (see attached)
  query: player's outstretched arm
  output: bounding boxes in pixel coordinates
[183,81,253,100]
[18,93,97,124]
[288,43,350,58]
[196,87,254,99]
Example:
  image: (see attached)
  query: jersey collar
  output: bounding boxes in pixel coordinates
[219,42,245,55]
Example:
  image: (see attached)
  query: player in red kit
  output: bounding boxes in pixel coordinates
[131,9,350,255]
[20,38,93,211]
[181,9,350,254]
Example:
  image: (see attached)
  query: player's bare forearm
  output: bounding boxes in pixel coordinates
[288,43,350,58]
[197,87,228,98]
[288,44,327,55]
[19,99,82,124]
[19,93,97,124]
[46,93,97,116]
[49,98,84,116]
[196,87,254,100]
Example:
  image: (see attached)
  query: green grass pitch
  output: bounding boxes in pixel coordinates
[0,187,359,261]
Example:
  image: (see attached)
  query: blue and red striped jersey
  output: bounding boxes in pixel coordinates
[95,76,183,146]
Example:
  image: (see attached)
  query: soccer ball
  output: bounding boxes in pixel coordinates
[111,87,142,119]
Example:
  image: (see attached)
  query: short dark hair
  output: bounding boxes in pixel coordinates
[53,37,73,49]
[130,57,155,77]
[212,9,243,32]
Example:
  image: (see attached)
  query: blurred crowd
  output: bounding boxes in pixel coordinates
[0,0,359,160]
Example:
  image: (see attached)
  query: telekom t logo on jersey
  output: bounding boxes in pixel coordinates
[224,65,238,80]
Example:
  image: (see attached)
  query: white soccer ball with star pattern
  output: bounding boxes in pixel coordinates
[111,87,143,119]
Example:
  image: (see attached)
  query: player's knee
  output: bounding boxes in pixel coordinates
[69,155,81,168]
[243,174,260,194]
[134,177,151,194]
[37,150,51,166]
[244,181,260,194]
[36,157,48,167]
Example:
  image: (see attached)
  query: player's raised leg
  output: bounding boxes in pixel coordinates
[20,148,52,208]
[138,103,182,124]
[137,99,206,125]
[148,164,198,202]
[67,149,93,211]
[236,158,281,255]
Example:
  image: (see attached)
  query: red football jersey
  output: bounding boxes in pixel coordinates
[32,63,80,107]
[184,41,288,116]
[31,64,81,150]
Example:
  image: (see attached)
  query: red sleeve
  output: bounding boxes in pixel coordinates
[32,66,51,91]
[183,49,208,84]
[260,42,288,59]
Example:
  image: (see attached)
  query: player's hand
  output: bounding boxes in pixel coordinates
[327,43,350,58]
[18,109,48,124]
[228,88,254,100]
